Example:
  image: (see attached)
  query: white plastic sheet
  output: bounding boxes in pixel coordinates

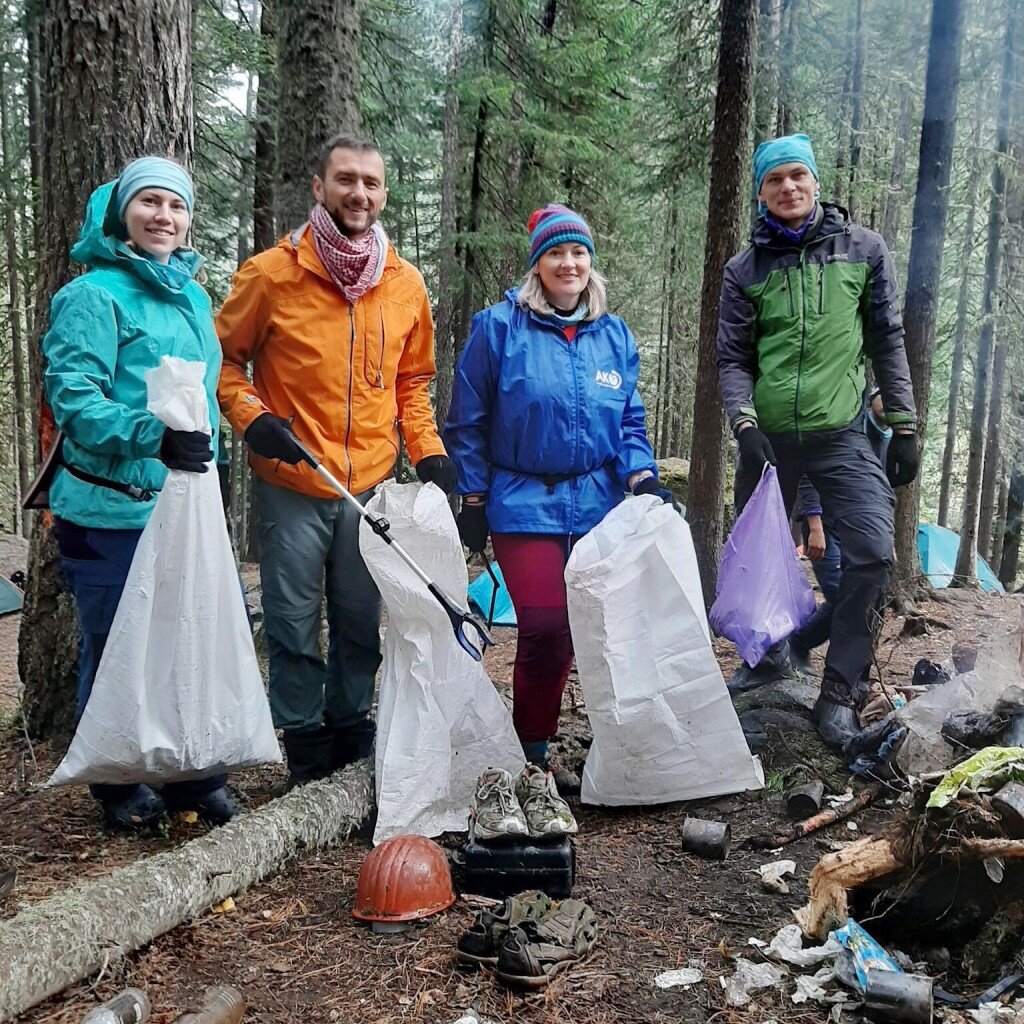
[49,357,280,786]
[564,495,763,806]
[359,481,523,845]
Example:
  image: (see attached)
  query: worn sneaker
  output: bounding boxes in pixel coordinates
[471,768,529,841]
[516,764,578,837]
[456,890,554,967]
[495,898,598,989]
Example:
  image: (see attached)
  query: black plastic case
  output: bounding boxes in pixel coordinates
[462,835,575,899]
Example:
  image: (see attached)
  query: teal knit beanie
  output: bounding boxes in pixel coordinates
[115,157,195,221]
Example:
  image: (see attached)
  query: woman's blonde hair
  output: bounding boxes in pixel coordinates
[516,264,608,321]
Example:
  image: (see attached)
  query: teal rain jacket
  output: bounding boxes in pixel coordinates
[42,180,221,529]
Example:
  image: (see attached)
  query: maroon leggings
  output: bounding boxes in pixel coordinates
[490,533,576,743]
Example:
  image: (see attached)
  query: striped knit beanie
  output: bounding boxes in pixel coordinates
[527,204,594,266]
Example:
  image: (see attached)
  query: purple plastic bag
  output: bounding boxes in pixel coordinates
[709,465,817,668]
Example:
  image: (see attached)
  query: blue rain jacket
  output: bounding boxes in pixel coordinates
[42,180,221,529]
[445,290,657,535]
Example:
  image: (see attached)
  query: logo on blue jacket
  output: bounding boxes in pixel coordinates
[595,369,622,389]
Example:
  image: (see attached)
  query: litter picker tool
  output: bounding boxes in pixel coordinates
[287,432,494,662]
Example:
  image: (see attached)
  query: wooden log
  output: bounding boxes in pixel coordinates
[0,763,374,1021]
[794,834,903,940]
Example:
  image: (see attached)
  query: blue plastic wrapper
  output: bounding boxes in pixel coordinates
[832,918,902,990]
[709,465,816,667]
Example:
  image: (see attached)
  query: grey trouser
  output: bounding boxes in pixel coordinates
[734,416,895,687]
[255,478,382,732]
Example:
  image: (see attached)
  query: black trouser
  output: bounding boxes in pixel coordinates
[734,418,895,688]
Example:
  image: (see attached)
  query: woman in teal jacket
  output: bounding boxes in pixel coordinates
[43,157,236,830]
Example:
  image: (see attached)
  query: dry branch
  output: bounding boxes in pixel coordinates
[747,784,882,849]
[0,762,374,1021]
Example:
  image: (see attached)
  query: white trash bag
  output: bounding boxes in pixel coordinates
[49,357,281,786]
[565,495,763,806]
[359,481,523,845]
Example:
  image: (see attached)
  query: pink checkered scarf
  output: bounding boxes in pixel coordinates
[308,202,383,302]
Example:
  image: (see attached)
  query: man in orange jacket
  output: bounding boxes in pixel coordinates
[217,134,455,788]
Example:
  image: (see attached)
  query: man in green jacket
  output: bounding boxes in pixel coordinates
[717,134,919,751]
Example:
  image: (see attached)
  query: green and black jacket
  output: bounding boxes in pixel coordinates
[716,203,916,438]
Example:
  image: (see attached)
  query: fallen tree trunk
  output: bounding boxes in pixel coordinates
[0,762,374,1021]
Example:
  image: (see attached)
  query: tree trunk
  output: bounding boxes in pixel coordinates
[276,0,360,232]
[979,335,1008,560]
[775,0,798,135]
[753,0,780,142]
[0,764,374,1022]
[881,85,913,250]
[19,0,194,743]
[1000,468,1024,589]
[954,0,1017,587]
[937,100,983,527]
[433,0,465,435]
[252,0,276,254]
[24,0,42,342]
[845,0,865,220]
[689,0,757,602]
[991,468,1009,573]
[891,0,965,596]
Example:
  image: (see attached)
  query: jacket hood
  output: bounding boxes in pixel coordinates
[751,202,849,249]
[69,179,204,292]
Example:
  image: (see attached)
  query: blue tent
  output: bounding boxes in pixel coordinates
[918,523,1004,594]
[467,560,517,627]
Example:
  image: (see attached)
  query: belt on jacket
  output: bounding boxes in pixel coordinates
[63,461,157,503]
[492,460,613,495]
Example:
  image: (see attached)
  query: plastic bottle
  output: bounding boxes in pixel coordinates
[174,986,245,1024]
[80,989,150,1024]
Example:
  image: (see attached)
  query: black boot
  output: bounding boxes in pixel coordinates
[329,718,375,771]
[812,668,862,751]
[93,783,167,832]
[164,783,239,827]
[282,726,333,790]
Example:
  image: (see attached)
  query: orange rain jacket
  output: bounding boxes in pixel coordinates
[217,225,446,499]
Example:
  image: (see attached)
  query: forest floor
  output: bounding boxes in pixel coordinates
[0,572,1020,1023]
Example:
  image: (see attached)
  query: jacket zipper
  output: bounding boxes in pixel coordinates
[568,340,581,531]
[784,266,795,316]
[346,305,356,490]
[376,306,385,388]
[817,263,825,315]
[794,250,808,441]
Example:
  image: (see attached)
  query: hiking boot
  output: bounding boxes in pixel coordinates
[471,768,529,841]
[813,668,862,751]
[495,898,598,989]
[282,726,333,790]
[329,718,375,771]
[456,890,554,968]
[95,783,167,831]
[545,759,581,797]
[516,764,578,837]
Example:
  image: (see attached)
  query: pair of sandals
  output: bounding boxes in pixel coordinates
[456,890,598,989]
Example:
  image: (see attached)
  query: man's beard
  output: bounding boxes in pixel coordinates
[326,202,378,237]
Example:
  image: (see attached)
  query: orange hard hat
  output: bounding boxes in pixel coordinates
[352,835,456,923]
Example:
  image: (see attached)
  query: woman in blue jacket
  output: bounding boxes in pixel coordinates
[445,204,673,785]
[42,157,237,830]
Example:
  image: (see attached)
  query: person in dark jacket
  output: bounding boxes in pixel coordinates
[43,157,237,830]
[445,204,673,786]
[717,134,919,750]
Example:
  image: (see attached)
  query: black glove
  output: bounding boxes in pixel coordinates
[159,428,212,473]
[457,502,489,553]
[886,431,920,488]
[244,413,304,464]
[737,425,777,473]
[632,475,679,511]
[415,454,457,496]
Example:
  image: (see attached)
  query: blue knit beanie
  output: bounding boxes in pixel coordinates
[527,204,594,266]
[115,157,195,221]
[752,134,819,197]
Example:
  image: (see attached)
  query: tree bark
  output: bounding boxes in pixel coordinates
[19,0,194,743]
[881,85,913,250]
[954,0,1017,586]
[688,0,757,602]
[979,335,1008,559]
[0,764,374,1022]
[433,0,465,435]
[775,0,798,135]
[753,0,780,143]
[891,0,965,595]
[845,0,866,220]
[937,100,983,527]
[991,467,1009,572]
[276,0,360,232]
[252,0,276,254]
